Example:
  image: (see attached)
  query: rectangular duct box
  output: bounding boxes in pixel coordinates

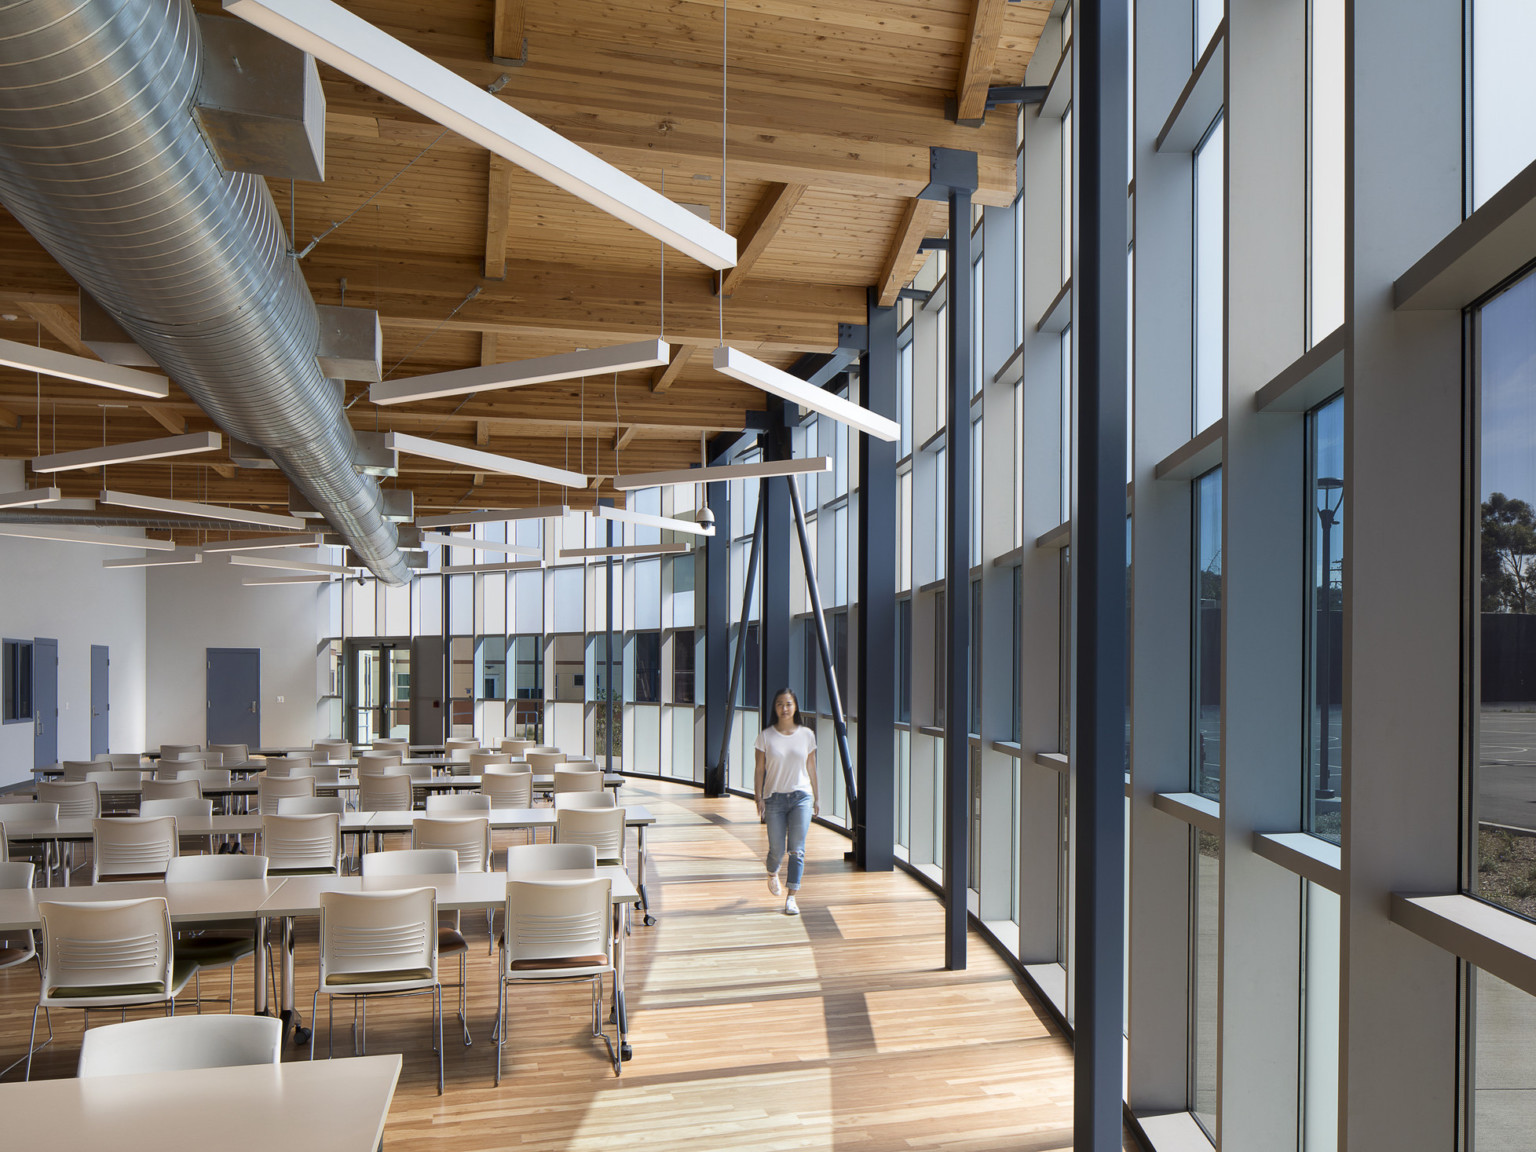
[347,548,428,570]
[79,291,158,367]
[288,486,324,519]
[316,306,383,381]
[193,14,325,183]
[229,437,280,469]
[351,429,398,477]
[381,489,414,522]
[395,525,422,548]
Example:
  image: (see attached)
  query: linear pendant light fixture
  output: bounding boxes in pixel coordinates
[229,554,357,576]
[713,346,900,442]
[199,533,328,553]
[0,523,177,550]
[594,505,714,537]
[612,456,831,491]
[385,433,588,489]
[559,542,689,559]
[421,532,542,557]
[32,432,222,474]
[415,506,568,529]
[223,0,737,270]
[102,549,204,569]
[371,340,670,406]
[0,487,63,508]
[242,574,339,586]
[440,560,545,575]
[99,489,307,530]
[0,337,170,399]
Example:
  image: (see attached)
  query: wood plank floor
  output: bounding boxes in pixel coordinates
[0,779,1144,1150]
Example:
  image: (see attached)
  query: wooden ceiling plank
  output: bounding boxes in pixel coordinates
[877,198,945,307]
[484,154,515,279]
[19,302,90,358]
[955,0,1012,122]
[0,402,19,429]
[718,183,807,298]
[650,343,697,393]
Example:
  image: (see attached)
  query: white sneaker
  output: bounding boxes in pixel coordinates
[783,894,799,916]
[767,872,782,896]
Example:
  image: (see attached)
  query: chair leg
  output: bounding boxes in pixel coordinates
[435,984,444,1095]
[494,975,505,1086]
[310,990,321,1061]
[457,951,471,1047]
[24,1004,41,1080]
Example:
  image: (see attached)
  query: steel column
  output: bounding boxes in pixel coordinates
[605,507,615,771]
[1073,2,1130,1149]
[703,479,731,795]
[759,414,793,729]
[786,476,858,814]
[855,288,899,870]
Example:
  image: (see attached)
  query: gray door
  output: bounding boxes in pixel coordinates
[206,647,260,747]
[90,644,109,756]
[32,637,57,770]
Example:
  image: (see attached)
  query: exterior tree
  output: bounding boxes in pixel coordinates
[1482,492,1536,613]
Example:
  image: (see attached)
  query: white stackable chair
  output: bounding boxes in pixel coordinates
[160,744,202,757]
[312,740,352,761]
[92,816,178,882]
[506,842,598,875]
[444,738,480,763]
[495,876,619,1082]
[261,813,342,876]
[357,751,403,774]
[0,859,48,1077]
[358,771,413,812]
[276,796,347,815]
[263,755,309,779]
[413,813,494,953]
[93,753,146,769]
[60,760,97,782]
[163,853,270,1013]
[206,743,249,766]
[257,774,315,815]
[501,738,535,756]
[525,750,567,773]
[426,793,494,814]
[554,791,618,810]
[552,768,604,797]
[77,1013,281,1077]
[312,887,443,1093]
[480,771,534,809]
[140,777,202,802]
[28,897,194,1079]
[362,848,472,1046]
[555,807,627,867]
[0,804,59,882]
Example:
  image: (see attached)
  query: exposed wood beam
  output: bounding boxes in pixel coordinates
[484,155,515,279]
[208,462,236,480]
[140,404,186,435]
[492,0,526,63]
[0,402,19,429]
[717,183,807,298]
[955,0,1012,122]
[650,344,696,393]
[476,420,491,446]
[877,199,946,307]
[615,425,637,451]
[19,302,90,358]
[480,332,497,366]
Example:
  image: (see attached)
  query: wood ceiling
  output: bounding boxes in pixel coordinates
[0,0,1047,539]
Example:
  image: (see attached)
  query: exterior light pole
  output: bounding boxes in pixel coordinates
[1315,477,1343,799]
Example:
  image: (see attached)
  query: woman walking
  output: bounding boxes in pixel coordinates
[754,687,819,915]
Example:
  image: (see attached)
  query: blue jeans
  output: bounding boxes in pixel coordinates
[764,790,813,890]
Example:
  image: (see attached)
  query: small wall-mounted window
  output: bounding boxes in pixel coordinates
[3,639,32,723]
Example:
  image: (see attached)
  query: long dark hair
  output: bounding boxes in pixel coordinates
[766,687,805,730]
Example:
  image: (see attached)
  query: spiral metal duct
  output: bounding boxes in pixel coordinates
[0,0,411,584]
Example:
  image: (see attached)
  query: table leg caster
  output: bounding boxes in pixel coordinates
[621,1043,633,1062]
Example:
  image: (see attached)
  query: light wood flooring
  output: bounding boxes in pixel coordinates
[0,779,1144,1151]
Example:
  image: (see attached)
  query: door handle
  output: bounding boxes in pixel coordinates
[249,702,257,714]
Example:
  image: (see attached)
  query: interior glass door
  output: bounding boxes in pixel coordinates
[350,641,411,744]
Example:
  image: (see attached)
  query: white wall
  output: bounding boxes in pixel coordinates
[0,463,148,786]
[146,553,331,750]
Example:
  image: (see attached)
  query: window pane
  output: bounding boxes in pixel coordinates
[673,630,696,704]
[1307,395,1345,842]
[1471,967,1536,1147]
[1191,829,1221,1137]
[972,252,985,398]
[899,335,914,458]
[634,632,661,703]
[1195,0,1224,61]
[634,558,660,630]
[1309,0,1345,339]
[1474,269,1536,915]
[1193,468,1223,799]
[1303,882,1341,1152]
[1194,114,1225,434]
[552,567,583,633]
[1472,0,1536,209]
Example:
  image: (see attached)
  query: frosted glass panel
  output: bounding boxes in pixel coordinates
[513,570,541,633]
[1194,115,1225,434]
[552,567,583,632]
[447,574,473,635]
[382,580,411,637]
[1473,0,1536,209]
[416,575,441,635]
[482,572,506,634]
[634,559,660,630]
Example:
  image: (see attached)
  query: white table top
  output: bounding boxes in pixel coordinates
[0,812,373,842]
[0,1054,400,1152]
[257,867,639,917]
[364,804,653,832]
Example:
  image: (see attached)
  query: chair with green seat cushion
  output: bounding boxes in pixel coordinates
[92,815,178,883]
[363,849,471,1046]
[27,897,195,1079]
[261,812,342,875]
[163,853,270,1013]
[312,887,443,1093]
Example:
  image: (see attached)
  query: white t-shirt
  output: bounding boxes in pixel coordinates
[754,724,816,797]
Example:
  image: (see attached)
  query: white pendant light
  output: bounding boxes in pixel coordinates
[223,0,737,270]
[199,533,328,553]
[0,487,63,509]
[421,532,542,557]
[99,489,306,530]
[415,506,568,529]
[594,505,714,537]
[613,456,830,490]
[385,433,588,489]
[559,542,689,559]
[242,574,338,586]
[713,346,900,442]
[371,340,670,406]
[0,337,170,399]
[440,560,544,574]
[229,554,357,576]
[32,432,221,474]
[0,523,176,550]
[102,549,204,569]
